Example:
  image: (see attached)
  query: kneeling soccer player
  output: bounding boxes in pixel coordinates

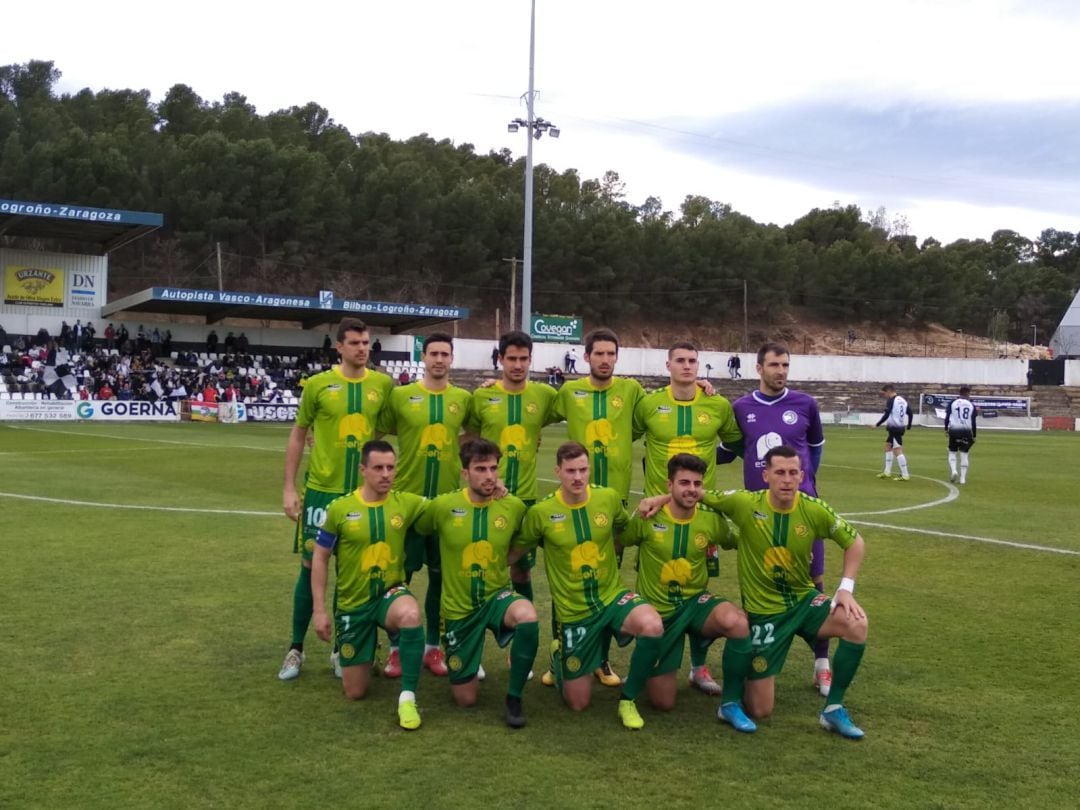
[414,439,539,728]
[640,445,870,738]
[620,454,751,712]
[511,441,664,730]
[311,441,427,730]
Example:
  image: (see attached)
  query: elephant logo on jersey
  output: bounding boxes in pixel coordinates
[666,436,697,459]
[419,423,452,458]
[585,418,616,454]
[694,532,709,550]
[361,542,397,573]
[755,432,783,461]
[763,547,794,573]
[570,541,606,572]
[339,413,372,442]
[499,424,529,458]
[660,557,693,586]
[462,540,498,570]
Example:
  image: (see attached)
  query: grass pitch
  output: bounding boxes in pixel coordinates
[2,421,1078,808]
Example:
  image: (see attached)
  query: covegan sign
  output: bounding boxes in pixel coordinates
[529,314,583,343]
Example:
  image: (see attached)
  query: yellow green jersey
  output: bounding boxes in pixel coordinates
[467,381,558,500]
[634,386,742,496]
[414,489,528,620]
[620,504,731,618]
[296,366,394,494]
[378,381,473,498]
[316,490,426,612]
[515,486,630,623]
[701,489,859,616]
[552,376,645,499]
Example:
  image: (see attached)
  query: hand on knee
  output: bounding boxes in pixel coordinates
[845,615,869,643]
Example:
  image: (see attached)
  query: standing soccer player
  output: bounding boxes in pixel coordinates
[467,331,558,600]
[619,454,752,712]
[945,386,977,484]
[413,439,538,727]
[279,318,393,680]
[511,442,664,730]
[876,384,913,480]
[721,342,833,695]
[550,328,647,688]
[310,441,427,729]
[377,333,473,678]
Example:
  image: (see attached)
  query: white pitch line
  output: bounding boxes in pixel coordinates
[4,424,279,453]
[849,519,1080,556]
[0,490,280,517]
[0,446,180,457]
[829,465,960,516]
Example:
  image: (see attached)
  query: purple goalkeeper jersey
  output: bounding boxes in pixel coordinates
[730,388,825,495]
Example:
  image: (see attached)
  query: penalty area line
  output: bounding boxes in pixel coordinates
[0,490,280,517]
[849,519,1080,556]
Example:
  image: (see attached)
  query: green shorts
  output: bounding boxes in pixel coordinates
[558,590,645,681]
[443,589,524,684]
[294,488,343,561]
[512,500,538,571]
[405,527,441,575]
[747,592,832,680]
[334,585,414,666]
[654,592,727,676]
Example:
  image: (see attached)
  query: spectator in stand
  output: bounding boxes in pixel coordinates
[727,354,742,379]
[491,345,499,371]
[202,381,219,403]
[78,385,90,400]
[60,321,71,350]
[237,332,249,353]
[371,337,382,366]
[224,381,241,402]
[163,330,173,357]
[117,382,133,401]
[98,381,114,400]
[224,332,237,353]
[82,322,96,351]
[207,330,219,353]
[397,369,410,386]
[104,323,116,351]
[117,323,129,347]
[136,325,147,351]
[37,325,52,348]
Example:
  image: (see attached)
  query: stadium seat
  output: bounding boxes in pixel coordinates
[1,345,10,354]
[0,392,8,400]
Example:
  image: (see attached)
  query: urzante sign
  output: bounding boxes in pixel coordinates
[529,314,583,343]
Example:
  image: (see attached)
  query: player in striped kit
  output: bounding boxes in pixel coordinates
[876,383,914,480]
[945,386,977,484]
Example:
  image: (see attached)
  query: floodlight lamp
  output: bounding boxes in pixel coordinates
[507,122,520,133]
[549,127,560,138]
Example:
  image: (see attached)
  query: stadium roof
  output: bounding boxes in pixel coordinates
[0,199,163,253]
[102,287,469,333]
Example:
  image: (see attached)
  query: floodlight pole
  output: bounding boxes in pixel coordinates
[1032,323,1037,346]
[522,0,537,338]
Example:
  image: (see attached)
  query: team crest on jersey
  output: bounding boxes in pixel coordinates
[752,656,768,673]
[496,589,514,600]
[694,532,709,550]
[448,402,460,414]
[366,390,380,402]
[610,395,624,409]
[795,524,808,537]
[617,591,639,605]
[811,594,829,607]
[390,514,404,529]
[304,539,315,552]
[346,512,363,521]
[447,654,463,672]
[697,412,710,425]
[594,513,609,528]
[494,515,508,530]
[697,593,713,604]
[340,643,356,660]
[782,410,798,425]
[566,656,581,673]
[526,402,538,414]
[384,585,406,599]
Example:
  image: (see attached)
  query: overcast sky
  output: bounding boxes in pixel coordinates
[7,0,1080,244]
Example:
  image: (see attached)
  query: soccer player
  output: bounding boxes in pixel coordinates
[549,327,648,688]
[619,454,752,712]
[634,340,741,694]
[644,446,869,738]
[309,441,427,730]
[876,383,913,480]
[467,331,558,601]
[279,318,393,681]
[510,441,664,730]
[377,332,473,678]
[413,439,538,728]
[721,342,833,695]
[945,386,977,484]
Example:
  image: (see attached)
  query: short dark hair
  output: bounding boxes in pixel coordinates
[555,441,589,466]
[336,318,369,342]
[584,328,619,355]
[423,332,454,354]
[764,445,800,467]
[881,384,896,394]
[757,342,790,365]
[360,439,395,465]
[460,438,501,468]
[499,330,532,356]
[668,453,707,480]
[959,385,971,396]
[668,340,698,358]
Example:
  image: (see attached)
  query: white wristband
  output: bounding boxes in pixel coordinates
[837,577,855,594]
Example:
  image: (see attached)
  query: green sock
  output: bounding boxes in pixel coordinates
[424,570,442,646]
[291,565,313,647]
[398,626,425,694]
[600,628,613,668]
[827,639,866,707]
[508,621,539,698]
[513,579,534,601]
[720,635,752,704]
[621,634,661,700]
[688,634,710,669]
